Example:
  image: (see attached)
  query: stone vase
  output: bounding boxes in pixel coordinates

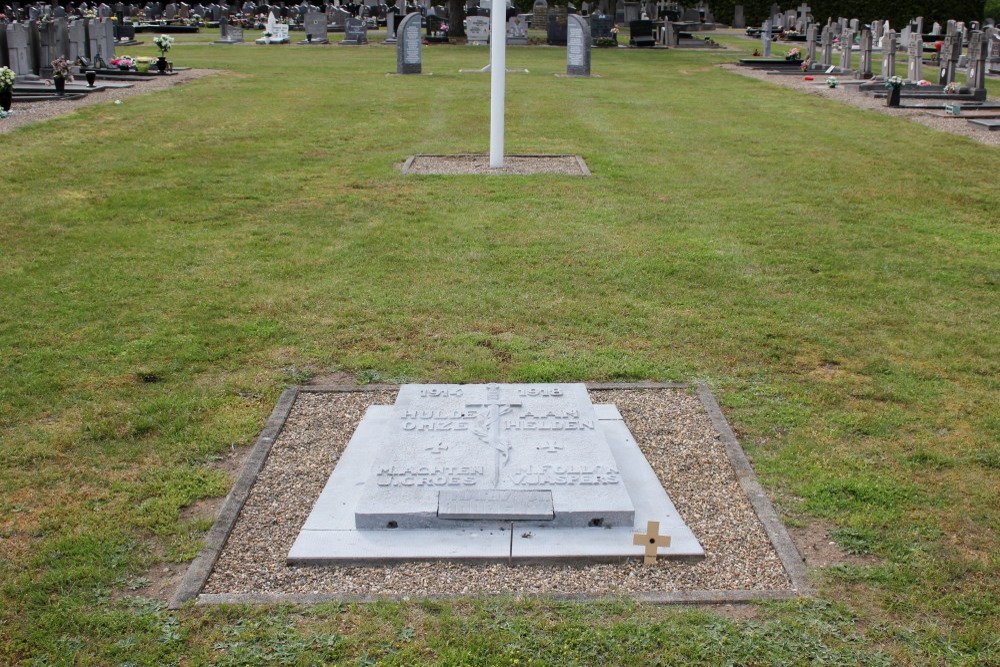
[0,88,12,111]
[156,55,168,73]
[85,70,97,87]
[53,76,66,96]
[887,86,901,107]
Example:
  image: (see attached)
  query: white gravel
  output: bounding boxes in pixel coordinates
[203,388,793,598]
[724,63,1000,146]
[0,68,216,134]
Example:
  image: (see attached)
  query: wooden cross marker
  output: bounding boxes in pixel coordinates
[633,520,671,565]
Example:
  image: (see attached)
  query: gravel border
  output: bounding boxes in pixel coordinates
[172,383,808,607]
[723,63,1000,147]
[400,154,592,175]
[0,68,217,134]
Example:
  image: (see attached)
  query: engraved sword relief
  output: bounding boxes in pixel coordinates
[466,384,521,487]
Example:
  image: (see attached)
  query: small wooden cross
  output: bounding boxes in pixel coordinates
[633,520,671,565]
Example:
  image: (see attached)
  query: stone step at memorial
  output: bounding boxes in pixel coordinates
[289,384,703,564]
[967,118,1000,130]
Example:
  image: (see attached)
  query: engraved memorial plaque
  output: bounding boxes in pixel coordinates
[355,384,634,529]
[396,11,421,73]
[566,14,590,76]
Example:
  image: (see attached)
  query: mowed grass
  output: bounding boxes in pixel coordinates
[1,38,997,665]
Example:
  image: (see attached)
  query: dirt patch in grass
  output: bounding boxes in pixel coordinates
[789,522,882,569]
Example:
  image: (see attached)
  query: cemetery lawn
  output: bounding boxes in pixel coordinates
[1,40,997,666]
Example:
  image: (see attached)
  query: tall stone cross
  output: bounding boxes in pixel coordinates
[466,384,521,486]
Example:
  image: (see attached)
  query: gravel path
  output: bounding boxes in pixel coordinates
[724,63,1000,147]
[0,68,216,134]
[203,388,793,598]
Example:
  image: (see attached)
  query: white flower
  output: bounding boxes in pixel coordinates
[114,100,123,105]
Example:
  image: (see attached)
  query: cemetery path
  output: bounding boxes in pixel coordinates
[0,69,217,135]
[723,64,1000,147]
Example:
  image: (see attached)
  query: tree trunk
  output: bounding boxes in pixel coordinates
[448,0,465,37]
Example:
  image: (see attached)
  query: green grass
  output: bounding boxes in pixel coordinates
[1,37,997,665]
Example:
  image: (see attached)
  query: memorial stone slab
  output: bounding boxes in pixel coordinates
[531,0,547,29]
[733,4,744,29]
[907,36,922,81]
[506,15,528,45]
[300,11,328,42]
[565,13,589,76]
[67,19,86,62]
[546,7,567,45]
[6,23,32,75]
[856,29,872,78]
[395,10,420,73]
[341,17,367,43]
[290,384,704,564]
[100,18,115,59]
[466,15,489,44]
[880,31,895,78]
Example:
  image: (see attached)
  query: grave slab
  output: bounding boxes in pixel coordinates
[288,384,704,564]
[968,118,1000,130]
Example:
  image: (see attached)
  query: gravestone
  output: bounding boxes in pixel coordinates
[385,9,399,43]
[733,4,744,29]
[761,19,771,57]
[658,20,676,46]
[164,2,176,18]
[547,7,567,45]
[907,35,922,81]
[6,22,32,76]
[67,19,87,62]
[966,31,987,93]
[466,15,489,44]
[531,0,547,29]
[880,30,895,79]
[300,12,328,42]
[395,10,420,73]
[565,13,589,75]
[629,19,653,47]
[289,384,704,563]
[938,33,961,85]
[328,7,350,32]
[341,17,367,44]
[805,22,816,61]
[838,28,852,70]
[506,15,528,45]
[622,1,638,23]
[856,29,872,78]
[819,24,832,67]
[100,18,115,59]
[214,17,246,43]
[38,18,68,78]
[591,14,612,40]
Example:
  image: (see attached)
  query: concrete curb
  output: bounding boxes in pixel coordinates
[168,387,299,609]
[174,382,808,607]
[696,382,812,596]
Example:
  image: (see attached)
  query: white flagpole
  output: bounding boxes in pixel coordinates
[489,0,506,168]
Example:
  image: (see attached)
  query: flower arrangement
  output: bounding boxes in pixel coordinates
[785,47,800,60]
[50,57,74,80]
[917,79,931,86]
[944,82,961,94]
[110,56,134,69]
[0,66,15,91]
[885,75,904,89]
[153,34,174,55]
[799,58,811,71]
[826,76,839,88]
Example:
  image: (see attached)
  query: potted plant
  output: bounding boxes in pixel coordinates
[50,57,74,95]
[110,56,134,71]
[885,75,904,106]
[153,34,174,73]
[0,65,15,111]
[826,76,839,88]
[785,47,801,61]
[134,56,155,73]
